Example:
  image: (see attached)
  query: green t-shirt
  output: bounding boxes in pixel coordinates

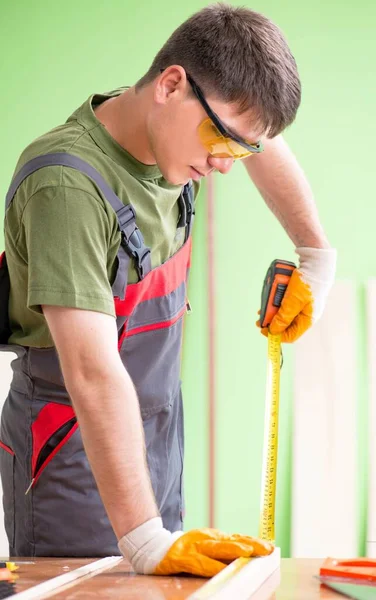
[4,88,198,348]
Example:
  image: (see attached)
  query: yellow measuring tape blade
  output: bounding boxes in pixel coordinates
[188,333,282,599]
[259,333,282,544]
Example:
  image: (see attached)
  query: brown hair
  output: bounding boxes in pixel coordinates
[136,3,301,137]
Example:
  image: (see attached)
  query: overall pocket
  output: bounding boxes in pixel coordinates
[0,440,15,547]
[26,403,78,494]
[120,318,186,419]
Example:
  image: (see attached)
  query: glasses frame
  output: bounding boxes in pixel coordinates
[186,73,263,154]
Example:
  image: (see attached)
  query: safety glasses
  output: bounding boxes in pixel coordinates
[186,73,264,159]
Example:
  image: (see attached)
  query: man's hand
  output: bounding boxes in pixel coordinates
[118,517,274,577]
[257,247,337,343]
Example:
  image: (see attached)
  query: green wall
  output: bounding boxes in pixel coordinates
[206,1,376,556]
[0,0,375,556]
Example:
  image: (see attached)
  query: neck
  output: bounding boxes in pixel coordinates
[94,87,156,165]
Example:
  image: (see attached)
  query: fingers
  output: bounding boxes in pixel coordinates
[153,529,275,578]
[196,540,254,562]
[269,272,313,333]
[183,555,227,578]
[256,318,269,338]
[154,551,227,577]
[278,312,313,343]
[269,295,305,334]
[232,536,274,556]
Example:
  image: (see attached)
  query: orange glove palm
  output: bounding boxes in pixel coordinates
[154,528,274,577]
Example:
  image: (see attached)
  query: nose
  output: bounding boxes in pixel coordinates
[207,156,235,174]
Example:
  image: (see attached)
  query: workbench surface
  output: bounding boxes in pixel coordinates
[7,557,345,598]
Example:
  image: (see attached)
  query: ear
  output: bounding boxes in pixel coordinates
[154,65,188,105]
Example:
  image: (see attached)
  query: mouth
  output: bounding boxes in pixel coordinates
[190,166,205,181]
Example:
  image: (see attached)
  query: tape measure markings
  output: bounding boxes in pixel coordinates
[259,333,282,543]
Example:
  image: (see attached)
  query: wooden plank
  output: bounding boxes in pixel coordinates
[367,280,376,557]
[187,548,280,599]
[8,556,122,599]
[9,557,205,599]
[291,281,358,557]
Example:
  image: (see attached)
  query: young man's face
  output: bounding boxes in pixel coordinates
[147,68,264,186]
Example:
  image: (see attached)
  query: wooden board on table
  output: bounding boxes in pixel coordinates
[188,548,280,600]
[291,281,358,557]
[9,557,204,599]
[4,557,348,599]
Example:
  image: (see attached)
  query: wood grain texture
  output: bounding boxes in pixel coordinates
[4,557,345,599]
[188,548,280,600]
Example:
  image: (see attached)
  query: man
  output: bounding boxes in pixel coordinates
[0,3,336,576]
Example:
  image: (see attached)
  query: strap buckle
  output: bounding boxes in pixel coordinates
[122,228,151,280]
[182,182,195,242]
[117,205,151,280]
[116,204,137,242]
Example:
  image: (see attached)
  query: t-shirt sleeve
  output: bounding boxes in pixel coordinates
[22,185,116,317]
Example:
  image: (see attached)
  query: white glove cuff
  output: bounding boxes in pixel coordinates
[295,247,337,284]
[118,517,183,575]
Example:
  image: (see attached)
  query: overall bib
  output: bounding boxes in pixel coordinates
[0,153,194,556]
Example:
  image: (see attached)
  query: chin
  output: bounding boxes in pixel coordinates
[160,166,189,186]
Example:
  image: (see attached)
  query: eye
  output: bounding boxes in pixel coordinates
[208,122,222,137]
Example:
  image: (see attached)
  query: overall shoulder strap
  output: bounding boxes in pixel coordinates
[177,180,195,243]
[5,152,151,289]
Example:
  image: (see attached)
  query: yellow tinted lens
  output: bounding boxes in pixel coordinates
[198,118,254,159]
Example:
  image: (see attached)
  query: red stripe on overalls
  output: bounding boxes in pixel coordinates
[124,305,187,338]
[0,440,14,456]
[114,237,192,316]
[31,403,76,476]
[115,238,192,349]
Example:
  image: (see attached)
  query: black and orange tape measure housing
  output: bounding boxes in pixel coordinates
[260,260,296,328]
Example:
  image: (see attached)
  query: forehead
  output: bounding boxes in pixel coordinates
[203,95,265,142]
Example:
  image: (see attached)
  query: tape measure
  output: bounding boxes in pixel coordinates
[188,260,295,598]
[259,332,282,543]
[259,259,295,543]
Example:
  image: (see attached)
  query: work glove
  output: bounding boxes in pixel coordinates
[118,517,274,577]
[257,247,337,343]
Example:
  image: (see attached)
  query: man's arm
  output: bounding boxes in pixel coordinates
[43,305,274,575]
[244,134,337,342]
[243,134,331,249]
[42,305,158,540]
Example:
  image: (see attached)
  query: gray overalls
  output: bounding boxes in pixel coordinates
[0,153,194,556]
